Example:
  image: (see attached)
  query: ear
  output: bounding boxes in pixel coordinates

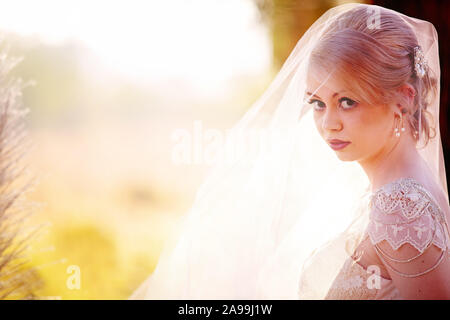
[396,83,416,109]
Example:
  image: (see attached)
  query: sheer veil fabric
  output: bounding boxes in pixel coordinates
[129,3,447,299]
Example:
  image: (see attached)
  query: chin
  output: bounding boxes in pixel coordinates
[334,151,357,162]
[336,155,354,162]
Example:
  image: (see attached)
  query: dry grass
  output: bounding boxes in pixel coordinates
[0,46,45,299]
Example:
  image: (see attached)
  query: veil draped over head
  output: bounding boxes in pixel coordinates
[130,3,446,299]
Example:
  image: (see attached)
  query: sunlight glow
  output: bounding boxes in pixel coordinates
[0,0,271,96]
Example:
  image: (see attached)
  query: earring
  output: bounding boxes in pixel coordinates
[394,113,405,137]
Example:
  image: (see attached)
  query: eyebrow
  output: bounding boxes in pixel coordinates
[306,92,321,99]
[306,91,346,99]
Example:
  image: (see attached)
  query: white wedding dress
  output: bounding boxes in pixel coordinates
[299,177,450,299]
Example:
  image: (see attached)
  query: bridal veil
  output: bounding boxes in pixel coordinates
[129,3,446,299]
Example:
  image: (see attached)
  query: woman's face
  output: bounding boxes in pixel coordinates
[306,72,394,162]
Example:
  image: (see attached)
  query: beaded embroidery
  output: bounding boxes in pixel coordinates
[368,177,448,254]
[321,177,449,299]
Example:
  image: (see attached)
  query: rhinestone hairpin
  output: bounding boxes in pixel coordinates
[414,46,427,78]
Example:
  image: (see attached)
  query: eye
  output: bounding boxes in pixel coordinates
[307,99,326,111]
[339,97,358,109]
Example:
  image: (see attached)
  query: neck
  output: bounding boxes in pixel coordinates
[358,133,425,192]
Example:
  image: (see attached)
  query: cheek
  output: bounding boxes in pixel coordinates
[351,110,391,147]
[312,108,391,147]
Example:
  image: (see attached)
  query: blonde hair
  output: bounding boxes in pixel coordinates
[309,6,437,148]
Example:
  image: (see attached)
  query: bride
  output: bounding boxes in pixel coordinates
[130,3,450,299]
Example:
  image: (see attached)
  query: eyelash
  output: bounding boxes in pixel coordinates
[307,97,359,111]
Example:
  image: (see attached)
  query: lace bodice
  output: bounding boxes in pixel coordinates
[324,253,401,300]
[321,177,450,299]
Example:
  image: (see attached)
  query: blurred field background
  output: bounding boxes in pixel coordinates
[0,0,365,299]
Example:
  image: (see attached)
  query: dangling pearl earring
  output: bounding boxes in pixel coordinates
[394,109,406,137]
[401,108,407,133]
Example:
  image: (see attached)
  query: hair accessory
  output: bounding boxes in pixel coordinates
[414,46,427,78]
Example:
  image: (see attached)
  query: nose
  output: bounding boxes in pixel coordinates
[322,107,343,132]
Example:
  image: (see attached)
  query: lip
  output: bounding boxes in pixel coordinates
[328,140,351,151]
